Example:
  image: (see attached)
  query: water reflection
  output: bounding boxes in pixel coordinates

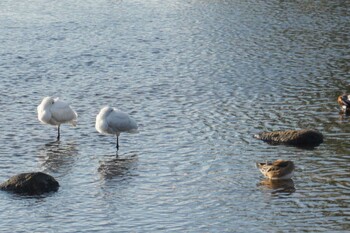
[338,112,350,120]
[258,179,296,195]
[37,141,78,175]
[98,153,138,181]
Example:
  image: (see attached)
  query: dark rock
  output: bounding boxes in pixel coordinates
[0,172,59,195]
[254,129,323,148]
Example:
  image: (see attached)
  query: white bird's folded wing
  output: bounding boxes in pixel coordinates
[107,110,138,133]
[51,99,78,125]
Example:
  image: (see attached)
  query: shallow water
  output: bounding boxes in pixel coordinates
[1,0,350,232]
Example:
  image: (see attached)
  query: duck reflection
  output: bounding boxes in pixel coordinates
[339,111,350,121]
[258,179,296,195]
[37,141,78,174]
[98,153,138,180]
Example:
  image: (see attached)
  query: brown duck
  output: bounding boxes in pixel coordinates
[256,160,295,180]
[337,94,350,113]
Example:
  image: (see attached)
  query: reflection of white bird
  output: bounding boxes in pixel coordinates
[95,106,138,150]
[37,97,78,141]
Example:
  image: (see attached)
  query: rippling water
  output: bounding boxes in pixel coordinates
[1,0,350,232]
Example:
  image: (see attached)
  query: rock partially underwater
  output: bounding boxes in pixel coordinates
[254,129,323,148]
[0,172,59,195]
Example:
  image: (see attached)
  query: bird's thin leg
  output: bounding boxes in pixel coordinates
[57,125,61,141]
[116,135,119,151]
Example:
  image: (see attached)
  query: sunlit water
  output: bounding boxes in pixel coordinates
[1,0,350,232]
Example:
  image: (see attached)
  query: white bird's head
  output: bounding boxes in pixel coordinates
[99,106,115,116]
[39,96,56,108]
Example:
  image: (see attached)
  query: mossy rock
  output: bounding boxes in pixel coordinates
[254,129,323,148]
[0,172,59,195]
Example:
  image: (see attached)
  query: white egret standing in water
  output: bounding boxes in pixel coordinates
[95,106,138,150]
[37,97,78,141]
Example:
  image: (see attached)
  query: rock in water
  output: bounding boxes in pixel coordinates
[254,129,323,148]
[0,172,59,195]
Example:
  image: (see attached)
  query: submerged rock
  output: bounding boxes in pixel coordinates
[254,129,323,148]
[0,172,59,195]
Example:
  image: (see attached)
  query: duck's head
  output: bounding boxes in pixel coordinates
[338,94,350,113]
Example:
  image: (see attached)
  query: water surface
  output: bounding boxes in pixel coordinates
[0,0,350,232]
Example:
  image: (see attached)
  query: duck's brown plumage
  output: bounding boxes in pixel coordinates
[338,94,350,113]
[256,160,295,180]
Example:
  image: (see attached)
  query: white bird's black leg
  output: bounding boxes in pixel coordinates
[57,125,61,141]
[116,135,119,150]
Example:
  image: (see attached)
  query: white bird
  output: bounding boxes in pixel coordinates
[95,106,138,150]
[37,97,78,141]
